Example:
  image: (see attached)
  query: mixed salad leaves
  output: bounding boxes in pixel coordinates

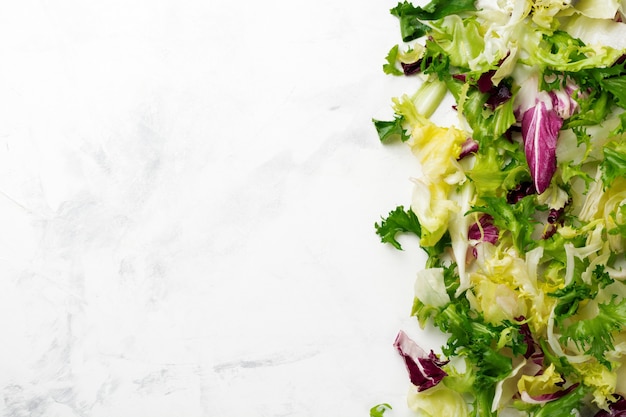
[373,0,626,416]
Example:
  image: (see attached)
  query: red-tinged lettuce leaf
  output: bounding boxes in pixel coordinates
[521,102,563,194]
[393,330,448,392]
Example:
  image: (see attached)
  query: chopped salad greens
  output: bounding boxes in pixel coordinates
[373,0,626,415]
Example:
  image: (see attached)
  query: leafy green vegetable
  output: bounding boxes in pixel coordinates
[375,206,421,250]
[369,403,392,417]
[532,384,586,417]
[383,45,404,76]
[601,77,626,109]
[390,0,477,42]
[389,2,432,42]
[609,204,626,238]
[560,296,626,366]
[469,195,543,252]
[372,116,409,143]
[601,142,626,187]
[373,1,626,415]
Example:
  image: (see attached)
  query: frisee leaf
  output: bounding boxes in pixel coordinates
[469,195,544,252]
[601,142,626,187]
[375,206,421,250]
[560,295,626,366]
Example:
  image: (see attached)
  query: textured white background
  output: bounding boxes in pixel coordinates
[0,1,440,416]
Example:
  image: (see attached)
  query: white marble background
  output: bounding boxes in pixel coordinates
[0,1,439,416]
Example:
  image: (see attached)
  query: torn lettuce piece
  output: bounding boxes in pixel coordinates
[411,177,459,247]
[406,383,470,417]
[414,268,451,310]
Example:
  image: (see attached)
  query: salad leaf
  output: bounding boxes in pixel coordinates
[394,330,448,391]
[521,101,563,194]
[469,195,542,252]
[601,142,626,187]
[369,403,392,417]
[532,384,587,417]
[375,206,421,250]
[406,383,470,416]
[594,396,626,417]
[601,77,626,110]
[383,44,404,76]
[429,15,484,70]
[374,1,626,415]
[372,116,409,143]
[560,296,626,366]
[390,2,432,42]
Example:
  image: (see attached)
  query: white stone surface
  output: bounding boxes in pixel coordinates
[0,1,440,415]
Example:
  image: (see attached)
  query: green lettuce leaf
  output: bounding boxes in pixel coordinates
[372,116,409,143]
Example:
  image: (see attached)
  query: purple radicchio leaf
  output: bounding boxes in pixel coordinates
[486,84,513,109]
[393,330,448,392]
[453,74,467,82]
[401,57,432,76]
[516,317,543,362]
[468,215,498,244]
[549,87,578,119]
[521,101,563,194]
[543,207,566,239]
[595,396,626,416]
[458,137,479,159]
[477,70,497,93]
[506,181,536,204]
[401,61,422,76]
[520,383,579,404]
